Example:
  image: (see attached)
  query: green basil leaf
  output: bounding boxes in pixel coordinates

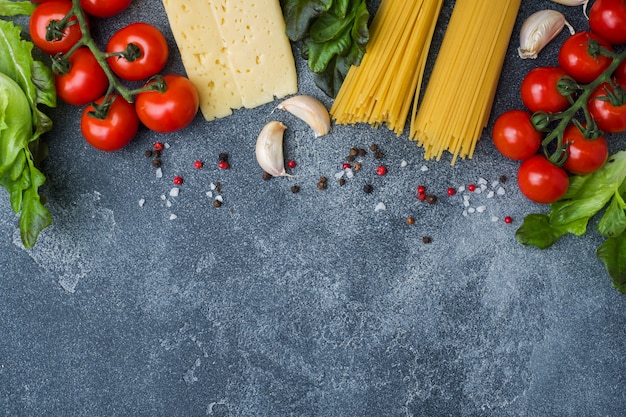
[598,192,626,238]
[281,0,333,41]
[0,0,35,16]
[515,213,568,249]
[305,23,352,72]
[597,235,626,293]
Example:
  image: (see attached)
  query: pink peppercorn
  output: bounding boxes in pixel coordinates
[218,160,230,170]
[173,176,183,185]
[504,216,513,224]
[467,184,476,192]
[447,187,456,196]
[287,160,297,169]
[417,185,426,194]
[153,142,164,151]
[194,160,203,169]
[342,163,352,170]
[376,165,387,176]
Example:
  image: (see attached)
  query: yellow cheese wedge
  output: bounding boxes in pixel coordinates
[161,0,298,121]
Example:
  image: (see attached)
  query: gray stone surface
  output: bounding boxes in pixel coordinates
[1,0,626,416]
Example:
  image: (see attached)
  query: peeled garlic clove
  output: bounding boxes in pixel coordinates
[550,0,590,18]
[276,95,331,137]
[518,10,575,59]
[255,121,290,177]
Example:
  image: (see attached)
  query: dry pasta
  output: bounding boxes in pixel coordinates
[410,0,522,164]
[330,0,444,135]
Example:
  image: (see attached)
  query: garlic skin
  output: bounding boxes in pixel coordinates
[276,95,331,137]
[255,121,290,177]
[550,0,590,17]
[518,10,575,59]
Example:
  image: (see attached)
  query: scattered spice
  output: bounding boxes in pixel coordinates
[338,178,346,186]
[417,193,426,201]
[357,148,367,157]
[319,176,328,183]
[317,181,327,190]
[376,165,387,176]
[218,160,230,170]
[173,176,183,185]
[215,182,222,193]
[287,160,297,169]
[467,184,476,192]
[504,216,513,224]
[425,194,437,204]
[262,171,272,181]
[194,160,204,169]
[370,144,378,152]
[363,184,374,194]
[219,153,229,161]
[407,216,415,225]
[151,159,162,168]
[153,142,164,151]
[499,175,508,183]
[153,150,161,159]
[213,199,222,208]
[422,236,432,244]
[349,147,358,156]
[342,163,352,170]
[144,150,153,158]
[417,185,426,194]
[291,185,300,193]
[346,155,356,162]
[374,150,384,159]
[447,187,456,196]
[353,162,362,171]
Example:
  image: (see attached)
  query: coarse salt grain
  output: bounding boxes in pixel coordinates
[374,202,386,212]
[480,184,488,191]
[478,177,488,185]
[138,198,145,207]
[491,216,499,222]
[497,187,506,196]
[169,187,180,197]
[487,191,495,198]
[210,183,216,191]
[335,171,345,179]
[468,207,476,214]
[463,210,468,217]
[206,191,213,198]
[463,200,470,207]
[156,167,163,178]
[458,185,465,192]
[169,213,177,220]
[491,180,500,188]
[476,205,486,213]
[345,168,354,179]
[215,195,223,202]
[164,143,170,149]
[166,200,172,208]
[400,160,408,167]
[420,165,429,172]
[160,194,166,200]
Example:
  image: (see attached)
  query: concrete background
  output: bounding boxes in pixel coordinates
[1,0,626,416]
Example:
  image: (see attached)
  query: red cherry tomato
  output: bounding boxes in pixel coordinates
[520,66,571,114]
[79,0,131,18]
[106,22,169,82]
[30,0,83,55]
[135,74,199,133]
[589,0,626,46]
[561,124,608,175]
[54,47,109,106]
[558,31,613,84]
[81,95,139,151]
[588,81,626,134]
[517,154,569,204]
[492,110,542,160]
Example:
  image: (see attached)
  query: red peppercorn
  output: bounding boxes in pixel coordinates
[417,185,426,194]
[342,163,352,170]
[287,160,297,169]
[153,142,164,151]
[218,160,230,170]
[417,192,426,201]
[504,216,513,224]
[173,176,183,185]
[467,184,476,192]
[376,165,387,176]
[194,160,204,169]
[447,187,456,196]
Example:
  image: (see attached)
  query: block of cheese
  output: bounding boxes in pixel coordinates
[161,0,298,121]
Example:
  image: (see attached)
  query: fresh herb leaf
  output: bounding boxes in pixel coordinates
[281,0,333,41]
[597,235,626,293]
[0,0,35,17]
[0,19,56,248]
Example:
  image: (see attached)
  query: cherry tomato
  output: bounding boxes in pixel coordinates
[106,23,168,82]
[588,81,626,133]
[81,95,139,151]
[79,0,131,18]
[615,60,626,85]
[520,66,571,114]
[517,154,569,204]
[589,0,626,46]
[135,74,199,133]
[561,124,608,175]
[54,47,108,106]
[492,110,542,160]
[558,31,613,84]
[30,0,83,55]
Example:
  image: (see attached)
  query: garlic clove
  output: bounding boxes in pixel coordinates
[255,120,290,177]
[518,10,575,59]
[550,0,590,17]
[276,95,331,137]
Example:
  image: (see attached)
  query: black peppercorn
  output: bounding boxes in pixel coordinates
[213,200,222,208]
[219,153,229,161]
[407,216,415,225]
[369,144,378,152]
[363,184,374,194]
[317,181,327,190]
[422,236,432,244]
[262,172,272,181]
[358,148,367,156]
[425,194,437,204]
[291,185,300,193]
[349,147,358,156]
[346,155,356,162]
[338,178,346,186]
[353,162,362,171]
[374,150,384,159]
[152,159,162,168]
[144,150,153,158]
[499,175,507,183]
[215,182,222,193]
[319,176,328,183]
[153,150,161,159]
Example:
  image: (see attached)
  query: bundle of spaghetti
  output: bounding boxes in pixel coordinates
[330,0,443,135]
[410,0,521,164]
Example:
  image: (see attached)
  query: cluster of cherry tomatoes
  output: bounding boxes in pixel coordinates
[492,0,626,204]
[29,0,199,151]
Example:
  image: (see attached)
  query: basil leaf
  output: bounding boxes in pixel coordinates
[0,0,35,16]
[515,213,569,249]
[598,192,626,238]
[597,235,626,293]
[281,0,333,41]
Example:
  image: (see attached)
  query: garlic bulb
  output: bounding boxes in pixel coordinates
[276,95,331,137]
[518,10,575,59]
[255,121,290,177]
